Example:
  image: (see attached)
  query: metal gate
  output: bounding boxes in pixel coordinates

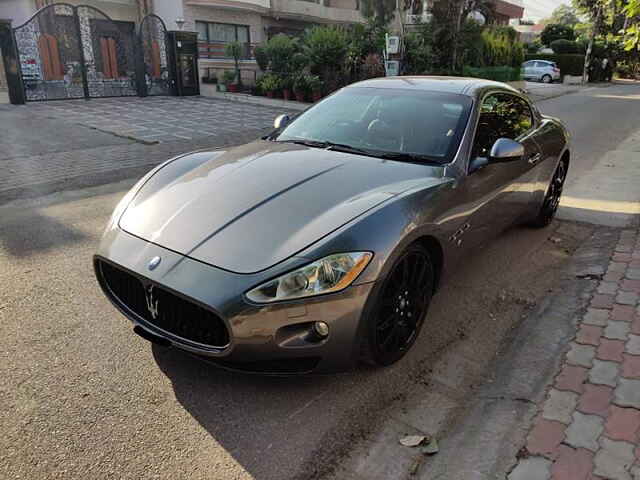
[138,14,171,96]
[13,3,139,101]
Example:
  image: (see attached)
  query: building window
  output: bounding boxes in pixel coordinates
[196,21,252,59]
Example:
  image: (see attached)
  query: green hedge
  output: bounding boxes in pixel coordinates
[462,66,522,82]
[524,54,585,76]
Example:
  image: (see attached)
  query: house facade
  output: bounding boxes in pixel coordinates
[0,0,365,87]
[0,0,525,96]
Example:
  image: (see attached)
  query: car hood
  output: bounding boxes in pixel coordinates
[119,141,447,273]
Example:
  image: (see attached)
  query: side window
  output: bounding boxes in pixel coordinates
[472,93,534,158]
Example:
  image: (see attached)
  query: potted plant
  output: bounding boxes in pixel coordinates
[260,74,281,98]
[281,75,293,101]
[293,74,308,102]
[221,70,236,92]
[307,75,322,102]
[224,41,243,91]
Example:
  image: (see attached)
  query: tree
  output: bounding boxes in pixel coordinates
[549,4,581,26]
[541,24,576,46]
[622,0,640,51]
[224,41,243,86]
[429,0,497,72]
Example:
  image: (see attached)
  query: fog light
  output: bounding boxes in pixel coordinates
[313,321,329,338]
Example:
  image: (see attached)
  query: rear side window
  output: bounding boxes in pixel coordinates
[473,93,534,157]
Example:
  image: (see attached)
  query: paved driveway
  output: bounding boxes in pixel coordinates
[0,96,290,203]
[25,95,286,144]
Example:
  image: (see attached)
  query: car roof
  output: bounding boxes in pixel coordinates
[347,76,520,97]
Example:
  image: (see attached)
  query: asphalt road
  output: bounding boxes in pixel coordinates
[2,83,640,480]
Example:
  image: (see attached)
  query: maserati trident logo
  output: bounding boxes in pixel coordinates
[148,256,161,271]
[145,285,160,320]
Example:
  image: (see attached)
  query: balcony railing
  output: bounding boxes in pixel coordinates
[270,0,364,24]
[197,42,255,60]
[405,12,432,24]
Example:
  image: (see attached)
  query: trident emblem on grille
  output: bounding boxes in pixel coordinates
[145,285,160,320]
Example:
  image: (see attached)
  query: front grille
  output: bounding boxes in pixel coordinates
[98,259,229,348]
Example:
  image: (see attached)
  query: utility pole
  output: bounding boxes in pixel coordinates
[582,4,603,85]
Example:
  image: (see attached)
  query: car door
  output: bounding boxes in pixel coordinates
[523,61,535,80]
[460,92,542,247]
[531,61,543,80]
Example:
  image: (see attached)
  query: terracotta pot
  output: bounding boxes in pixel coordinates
[294,91,305,102]
[283,89,291,101]
[266,91,274,98]
[312,90,322,102]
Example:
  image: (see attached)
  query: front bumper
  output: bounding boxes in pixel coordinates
[94,227,375,374]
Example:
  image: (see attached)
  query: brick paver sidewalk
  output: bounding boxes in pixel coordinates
[510,228,640,480]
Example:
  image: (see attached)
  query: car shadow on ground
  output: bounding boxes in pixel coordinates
[0,208,88,257]
[151,343,367,479]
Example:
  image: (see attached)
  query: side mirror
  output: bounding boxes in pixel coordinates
[274,114,291,129]
[489,138,525,163]
[468,138,525,174]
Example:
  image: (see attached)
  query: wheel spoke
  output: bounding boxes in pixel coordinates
[377,314,395,332]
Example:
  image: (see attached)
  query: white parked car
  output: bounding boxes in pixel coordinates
[522,60,561,83]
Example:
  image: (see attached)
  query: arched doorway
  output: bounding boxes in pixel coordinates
[138,14,172,96]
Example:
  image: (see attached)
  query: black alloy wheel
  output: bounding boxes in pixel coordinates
[363,244,434,366]
[530,160,567,228]
[542,74,552,83]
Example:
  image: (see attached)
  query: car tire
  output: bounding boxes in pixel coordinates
[361,243,434,367]
[529,160,568,228]
[542,74,552,84]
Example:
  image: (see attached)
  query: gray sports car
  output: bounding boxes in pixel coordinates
[94,77,569,374]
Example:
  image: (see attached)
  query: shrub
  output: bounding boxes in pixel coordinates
[480,28,525,68]
[293,74,308,93]
[524,53,585,76]
[254,45,268,71]
[550,39,580,54]
[303,26,349,86]
[260,73,281,92]
[264,34,299,75]
[462,66,522,82]
[541,24,575,47]
[306,75,322,93]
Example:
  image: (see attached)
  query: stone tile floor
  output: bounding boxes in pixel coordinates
[509,228,640,480]
[25,95,287,143]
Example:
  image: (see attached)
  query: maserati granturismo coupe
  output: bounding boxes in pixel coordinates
[94,76,569,374]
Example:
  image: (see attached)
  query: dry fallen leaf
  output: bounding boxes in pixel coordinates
[399,435,427,447]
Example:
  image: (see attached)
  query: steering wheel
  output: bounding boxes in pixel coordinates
[365,119,404,151]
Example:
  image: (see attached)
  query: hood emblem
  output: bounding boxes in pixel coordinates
[145,285,160,320]
[148,256,161,270]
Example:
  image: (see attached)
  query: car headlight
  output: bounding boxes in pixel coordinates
[246,252,373,303]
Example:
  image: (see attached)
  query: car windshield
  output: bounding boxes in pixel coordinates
[272,87,473,164]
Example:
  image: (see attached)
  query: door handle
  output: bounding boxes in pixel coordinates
[527,153,542,165]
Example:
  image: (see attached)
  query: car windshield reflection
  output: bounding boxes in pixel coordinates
[273,87,473,164]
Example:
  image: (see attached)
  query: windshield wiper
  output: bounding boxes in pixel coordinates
[374,152,444,165]
[275,139,442,165]
[277,139,372,156]
[276,138,328,148]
